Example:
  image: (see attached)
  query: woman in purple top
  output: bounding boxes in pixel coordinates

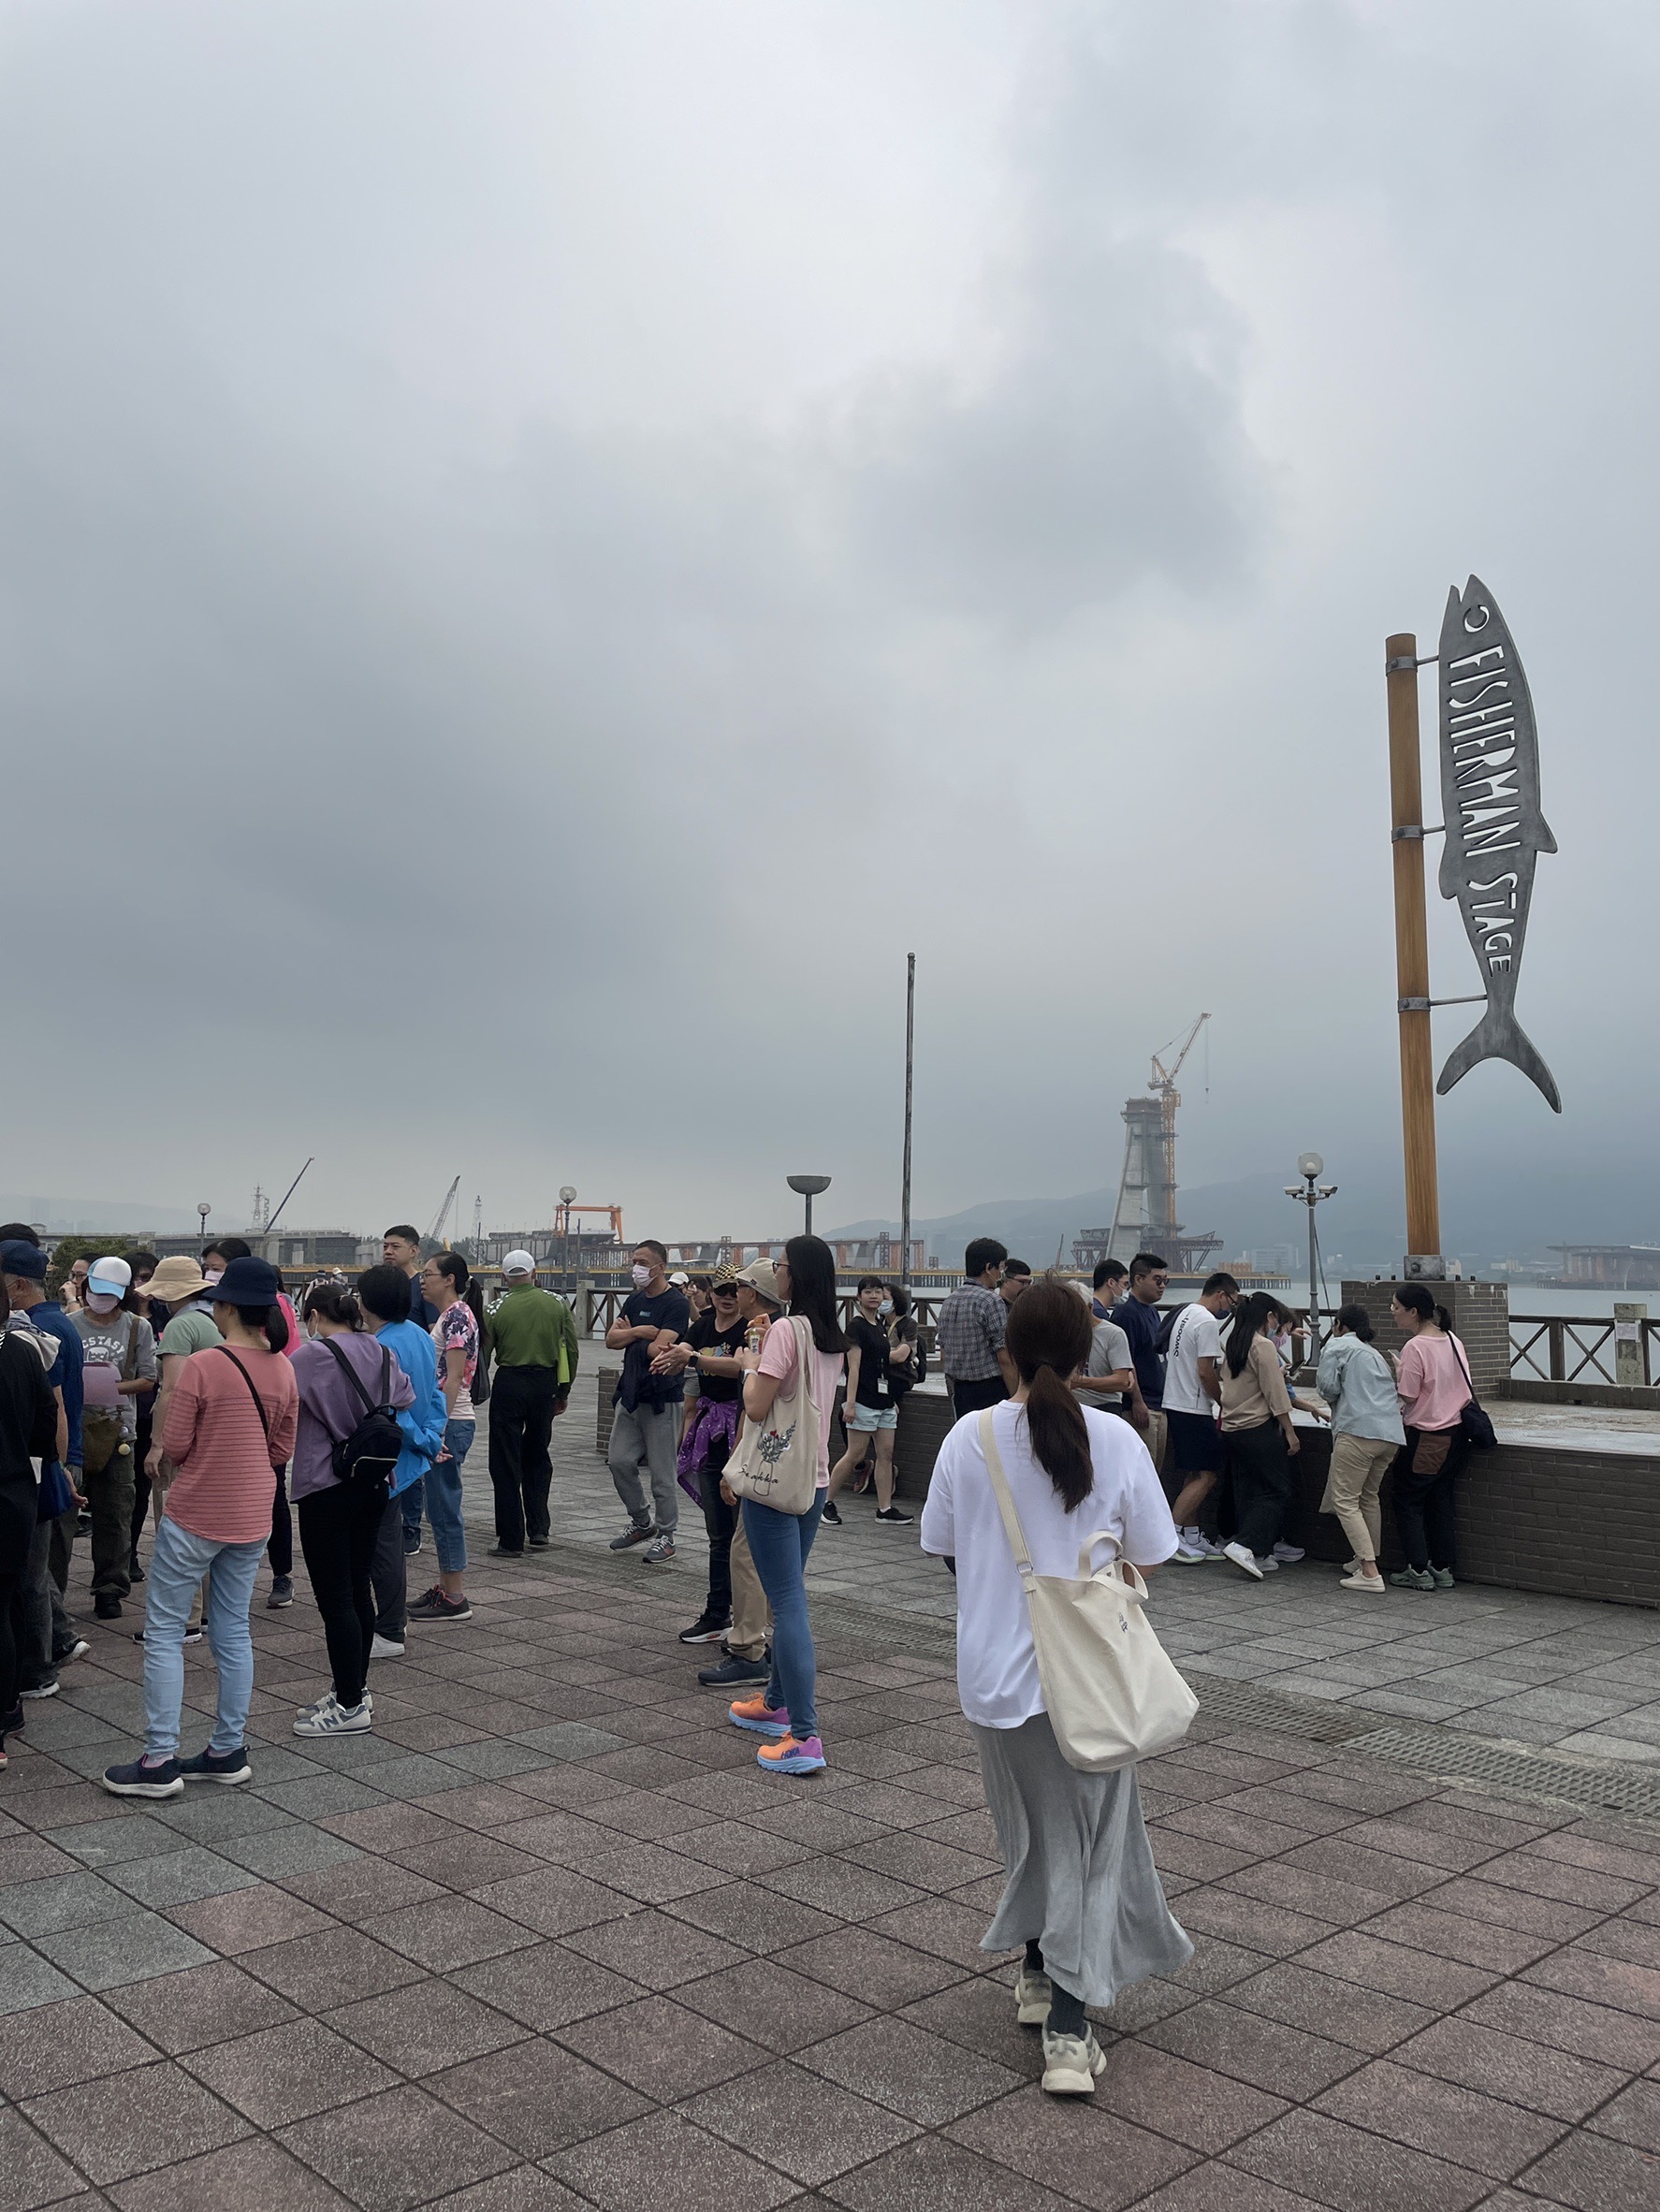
[290,1281,414,1737]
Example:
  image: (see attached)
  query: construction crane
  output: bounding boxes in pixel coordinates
[428,1175,461,1246]
[1086,1014,1221,1277]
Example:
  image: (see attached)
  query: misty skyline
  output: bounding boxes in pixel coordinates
[4,3,1654,1247]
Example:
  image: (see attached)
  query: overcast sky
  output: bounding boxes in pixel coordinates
[4,0,1653,1246]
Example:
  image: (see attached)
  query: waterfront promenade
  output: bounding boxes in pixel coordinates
[2,1369,1658,2212]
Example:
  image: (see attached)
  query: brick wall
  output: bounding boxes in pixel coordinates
[1340,1278,1511,1395]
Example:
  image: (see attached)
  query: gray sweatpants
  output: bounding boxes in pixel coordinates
[21,1515,74,1691]
[607,1403,680,1536]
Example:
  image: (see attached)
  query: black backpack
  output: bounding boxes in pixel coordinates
[320,1339,404,1502]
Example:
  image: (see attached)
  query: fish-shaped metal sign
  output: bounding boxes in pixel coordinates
[1435,575,1561,1112]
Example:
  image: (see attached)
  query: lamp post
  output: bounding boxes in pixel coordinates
[197,1201,211,1249]
[786,1174,831,1238]
[559,1185,577,1291]
[1284,1152,1338,1364]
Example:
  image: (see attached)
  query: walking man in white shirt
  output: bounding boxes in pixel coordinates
[1159,1273,1238,1562]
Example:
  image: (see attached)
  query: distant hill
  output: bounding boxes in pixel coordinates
[0,1193,204,1237]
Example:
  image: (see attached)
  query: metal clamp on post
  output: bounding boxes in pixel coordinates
[1385,653,1440,673]
[1391,822,1444,843]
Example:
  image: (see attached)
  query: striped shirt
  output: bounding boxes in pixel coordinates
[160,1346,298,1544]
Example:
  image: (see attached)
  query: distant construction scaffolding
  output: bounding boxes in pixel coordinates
[1073,1015,1221,1278]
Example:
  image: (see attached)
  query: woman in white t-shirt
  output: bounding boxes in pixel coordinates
[921,1276,1191,2097]
[726,1236,845,1778]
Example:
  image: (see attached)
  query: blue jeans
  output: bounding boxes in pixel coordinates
[142,1516,266,1758]
[742,1491,826,1741]
[428,1421,473,1575]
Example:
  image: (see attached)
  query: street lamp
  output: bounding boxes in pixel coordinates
[197,1201,211,1248]
[786,1174,831,1237]
[559,1186,577,1288]
[1284,1152,1338,1363]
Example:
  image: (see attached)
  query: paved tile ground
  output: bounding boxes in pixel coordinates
[3,1367,1659,2211]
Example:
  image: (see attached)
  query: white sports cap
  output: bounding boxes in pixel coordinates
[502,1249,536,1277]
[88,1257,134,1295]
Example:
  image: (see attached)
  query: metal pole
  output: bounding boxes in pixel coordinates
[804,1191,812,1238]
[1387,635,1441,1261]
[263,1157,314,1241]
[900,953,915,1288]
[1305,1177,1320,1363]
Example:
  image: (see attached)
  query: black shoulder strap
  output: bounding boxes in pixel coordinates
[214,1346,271,1441]
[321,1334,382,1419]
[1448,1334,1478,1407]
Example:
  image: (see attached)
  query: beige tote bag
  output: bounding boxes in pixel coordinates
[722,1317,822,1517]
[978,1410,1197,1771]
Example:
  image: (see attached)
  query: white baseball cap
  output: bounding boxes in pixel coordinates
[502,1250,536,1277]
[88,1258,134,1297]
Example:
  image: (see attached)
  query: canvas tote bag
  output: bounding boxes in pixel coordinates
[722,1315,821,1516]
[978,1409,1197,1771]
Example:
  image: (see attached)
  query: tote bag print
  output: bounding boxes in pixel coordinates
[723,1317,821,1516]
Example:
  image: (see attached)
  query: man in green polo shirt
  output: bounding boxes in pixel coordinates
[484,1251,579,1556]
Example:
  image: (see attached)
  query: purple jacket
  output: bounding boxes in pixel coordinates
[290,1332,415,1500]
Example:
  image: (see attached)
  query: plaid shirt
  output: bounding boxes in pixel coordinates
[936,1280,1007,1382]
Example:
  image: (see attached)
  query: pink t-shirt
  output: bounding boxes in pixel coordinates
[1396,1332,1471,1433]
[758,1315,844,1487]
[161,1346,298,1543]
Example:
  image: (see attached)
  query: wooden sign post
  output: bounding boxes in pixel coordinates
[1386,633,1442,1268]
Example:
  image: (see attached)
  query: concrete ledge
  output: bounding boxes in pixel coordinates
[1506,1378,1660,1410]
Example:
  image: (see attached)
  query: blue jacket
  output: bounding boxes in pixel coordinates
[374,1319,447,1495]
[29,1300,83,1471]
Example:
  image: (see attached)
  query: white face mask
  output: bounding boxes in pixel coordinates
[202,1269,223,1287]
[631,1264,651,1288]
[86,1293,120,1317]
[879,1299,894,1317]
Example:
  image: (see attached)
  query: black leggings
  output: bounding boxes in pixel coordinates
[0,1482,34,1728]
[1227,1420,1296,1557]
[1391,1428,1465,1574]
[297,1481,383,1708]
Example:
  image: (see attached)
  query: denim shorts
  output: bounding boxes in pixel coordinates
[846,1404,898,1433]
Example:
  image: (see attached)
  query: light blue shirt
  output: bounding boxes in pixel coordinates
[374,1318,447,1494]
[1317,1334,1405,1447]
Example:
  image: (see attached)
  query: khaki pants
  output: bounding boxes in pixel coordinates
[1320,1433,1396,1565]
[727,1511,771,1661]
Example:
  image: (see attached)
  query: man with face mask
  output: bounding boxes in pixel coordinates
[71,1259,157,1621]
[482,1252,579,1558]
[604,1242,691,1564]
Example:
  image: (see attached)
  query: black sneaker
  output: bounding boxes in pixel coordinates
[609,1523,657,1552]
[821,1501,842,1526]
[267,1576,294,1608]
[528,1535,551,1549]
[20,1680,60,1701]
[53,1638,92,1666]
[698,1648,771,1687]
[132,1627,204,1646]
[2,1702,22,1734]
[129,1554,146,1583]
[874,1506,915,1525]
[102,1755,183,1799]
[407,1587,473,1623]
[487,1543,524,1559]
[679,1612,734,1644]
[177,1744,253,1785]
[95,1594,123,1621]
[402,1529,422,1556]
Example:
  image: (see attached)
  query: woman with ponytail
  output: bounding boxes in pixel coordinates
[103,1258,299,1797]
[920,1276,1189,2099]
[1388,1285,1473,1591]
[411,1250,484,1623]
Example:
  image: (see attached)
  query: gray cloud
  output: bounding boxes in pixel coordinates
[2,1,1653,1252]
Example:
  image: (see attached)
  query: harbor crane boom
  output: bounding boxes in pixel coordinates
[428,1175,461,1245]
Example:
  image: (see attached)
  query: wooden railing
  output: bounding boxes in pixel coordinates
[1507,1314,1659,1389]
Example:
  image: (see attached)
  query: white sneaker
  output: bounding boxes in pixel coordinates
[1271,1542,1305,1563]
[1222,1541,1264,1580]
[1014,1968,1053,2027]
[297,1688,373,1720]
[294,1694,372,1738]
[1340,1570,1387,1594]
[1259,1554,1279,1572]
[1041,2027,1108,2095]
[369,1635,405,1659]
[1172,1541,1208,1564]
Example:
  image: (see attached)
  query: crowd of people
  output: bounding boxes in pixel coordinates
[0,1214,1478,2101]
[934,1238,1475,1593]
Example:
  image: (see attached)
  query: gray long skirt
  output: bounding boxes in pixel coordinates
[973,1711,1192,2007]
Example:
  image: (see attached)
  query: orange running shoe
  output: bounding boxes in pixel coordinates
[757,1733,826,1775]
[728,1695,790,1738]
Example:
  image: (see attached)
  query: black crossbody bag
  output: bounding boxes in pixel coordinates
[1449,1338,1497,1452]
